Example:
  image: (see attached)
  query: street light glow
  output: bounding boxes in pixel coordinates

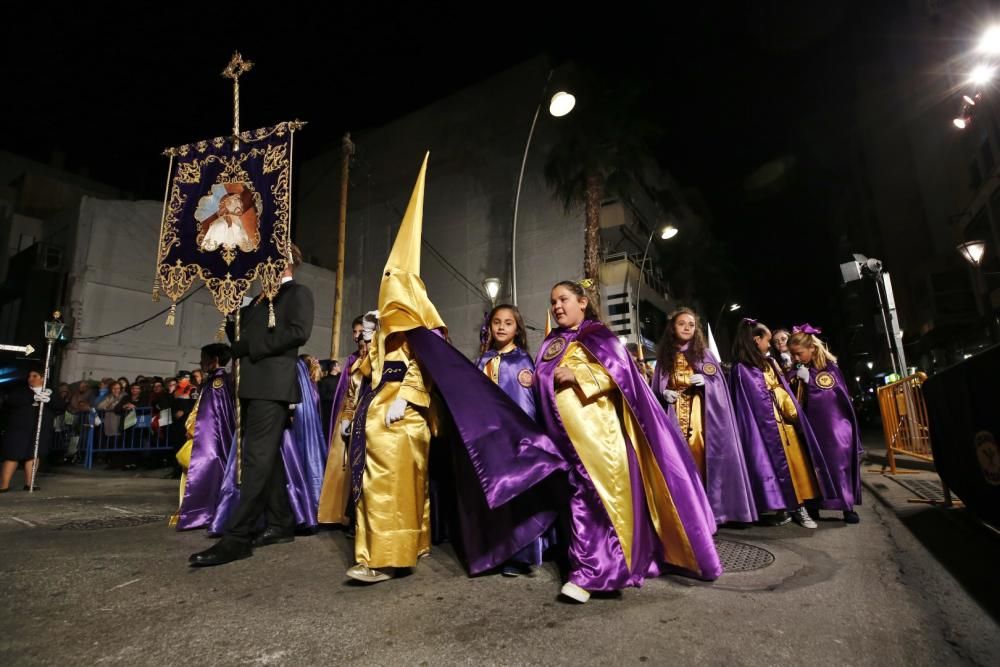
[660,224,679,240]
[963,94,977,105]
[549,91,576,117]
[729,303,742,312]
[958,240,987,266]
[482,277,502,304]
[978,25,1000,54]
[969,64,995,85]
[953,117,969,129]
[867,361,874,370]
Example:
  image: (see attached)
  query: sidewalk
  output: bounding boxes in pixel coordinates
[860,431,1000,624]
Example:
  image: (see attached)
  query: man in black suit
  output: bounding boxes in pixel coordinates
[190,244,314,566]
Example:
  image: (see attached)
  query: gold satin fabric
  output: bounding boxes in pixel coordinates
[317,356,363,525]
[670,354,706,480]
[763,364,818,503]
[168,400,200,526]
[354,336,433,569]
[556,342,700,575]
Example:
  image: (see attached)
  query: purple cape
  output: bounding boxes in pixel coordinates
[477,347,537,420]
[652,349,757,524]
[406,327,567,575]
[794,363,863,511]
[729,360,837,511]
[175,368,235,531]
[534,321,721,591]
[326,351,360,450]
[210,361,325,534]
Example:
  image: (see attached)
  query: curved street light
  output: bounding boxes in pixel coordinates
[511,70,575,306]
[634,223,679,350]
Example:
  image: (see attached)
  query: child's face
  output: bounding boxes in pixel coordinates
[491,308,518,348]
[551,286,587,329]
[773,331,789,352]
[789,343,813,365]
[674,313,696,343]
[753,329,772,355]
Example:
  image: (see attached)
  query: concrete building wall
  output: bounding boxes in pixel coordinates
[58,197,335,382]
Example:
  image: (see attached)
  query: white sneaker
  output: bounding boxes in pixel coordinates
[560,581,591,603]
[346,563,395,583]
[792,506,818,529]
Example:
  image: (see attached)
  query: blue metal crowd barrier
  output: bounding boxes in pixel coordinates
[49,408,174,468]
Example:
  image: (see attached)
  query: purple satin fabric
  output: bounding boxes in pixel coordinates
[406,328,566,575]
[652,349,757,524]
[289,359,328,525]
[208,362,325,535]
[534,321,721,592]
[795,363,863,511]
[729,360,838,512]
[477,348,538,420]
[175,368,235,531]
[326,351,359,451]
[475,346,552,568]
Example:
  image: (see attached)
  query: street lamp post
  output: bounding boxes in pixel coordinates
[30,311,65,493]
[510,70,576,306]
[634,224,678,349]
[714,301,742,337]
[957,240,1000,344]
[482,277,502,307]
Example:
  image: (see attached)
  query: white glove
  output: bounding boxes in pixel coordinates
[662,389,680,404]
[796,366,811,383]
[340,420,351,437]
[385,398,408,426]
[362,310,379,342]
[689,374,706,387]
[32,387,52,404]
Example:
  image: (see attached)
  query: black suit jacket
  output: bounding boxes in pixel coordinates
[228,280,314,403]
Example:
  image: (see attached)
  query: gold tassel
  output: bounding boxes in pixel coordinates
[215,318,227,341]
[166,303,176,327]
[268,301,276,328]
[151,280,161,302]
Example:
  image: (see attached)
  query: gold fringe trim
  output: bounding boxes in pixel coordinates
[166,303,177,327]
[268,301,276,328]
[216,318,227,342]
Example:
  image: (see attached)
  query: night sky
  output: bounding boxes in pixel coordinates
[4,2,883,349]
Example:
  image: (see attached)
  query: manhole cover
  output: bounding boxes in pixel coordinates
[57,514,168,531]
[715,538,774,572]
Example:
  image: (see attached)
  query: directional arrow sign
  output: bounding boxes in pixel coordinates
[0,343,35,356]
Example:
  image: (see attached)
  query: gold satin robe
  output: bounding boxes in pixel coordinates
[556,342,701,576]
[316,356,363,526]
[168,399,200,527]
[763,364,818,503]
[669,354,707,480]
[355,335,434,569]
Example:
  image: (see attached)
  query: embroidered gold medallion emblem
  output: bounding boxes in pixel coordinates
[542,337,566,362]
[815,371,836,390]
[702,362,718,376]
[517,369,534,388]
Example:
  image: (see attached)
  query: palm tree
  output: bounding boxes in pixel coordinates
[544,69,663,304]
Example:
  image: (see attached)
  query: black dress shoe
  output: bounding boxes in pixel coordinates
[253,527,295,548]
[189,539,252,567]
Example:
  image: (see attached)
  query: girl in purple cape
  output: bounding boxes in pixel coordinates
[729,319,837,529]
[653,308,757,525]
[788,326,862,524]
[534,281,721,603]
[475,304,550,576]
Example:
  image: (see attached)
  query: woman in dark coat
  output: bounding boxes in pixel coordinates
[1,368,67,492]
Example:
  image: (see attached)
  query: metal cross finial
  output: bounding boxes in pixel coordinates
[222,52,254,150]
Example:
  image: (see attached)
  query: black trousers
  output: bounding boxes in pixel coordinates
[224,399,293,542]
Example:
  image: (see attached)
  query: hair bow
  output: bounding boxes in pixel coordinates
[792,323,822,335]
[479,311,490,346]
[578,278,595,289]
[742,317,759,327]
